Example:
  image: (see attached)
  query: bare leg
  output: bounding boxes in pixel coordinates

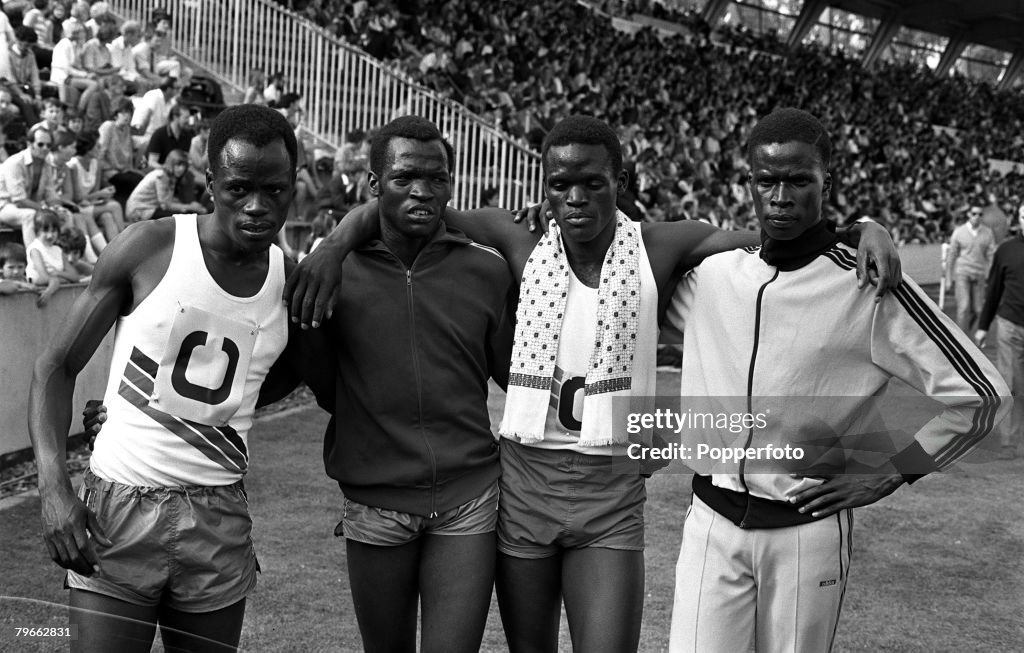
[69,588,159,653]
[158,598,246,653]
[346,539,420,653]
[419,533,495,653]
[562,548,644,653]
[496,552,563,653]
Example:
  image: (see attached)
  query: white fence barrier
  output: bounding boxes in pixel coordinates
[108,0,544,210]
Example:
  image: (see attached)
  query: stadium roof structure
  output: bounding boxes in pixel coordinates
[703,0,1024,88]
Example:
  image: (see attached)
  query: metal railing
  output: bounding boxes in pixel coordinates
[107,0,543,210]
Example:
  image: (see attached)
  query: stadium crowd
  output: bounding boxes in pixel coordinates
[0,1,345,301]
[277,0,1024,244]
[5,0,1024,300]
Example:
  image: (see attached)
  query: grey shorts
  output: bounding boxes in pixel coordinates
[339,481,499,546]
[66,470,259,613]
[498,439,646,559]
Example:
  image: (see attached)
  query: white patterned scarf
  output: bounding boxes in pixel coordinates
[500,211,641,446]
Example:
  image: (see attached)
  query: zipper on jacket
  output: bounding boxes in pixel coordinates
[406,267,439,518]
[738,268,779,528]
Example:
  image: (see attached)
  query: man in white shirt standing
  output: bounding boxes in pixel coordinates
[947,205,997,333]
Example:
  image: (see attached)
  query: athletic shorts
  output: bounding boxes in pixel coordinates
[338,481,499,546]
[65,470,259,613]
[498,439,646,559]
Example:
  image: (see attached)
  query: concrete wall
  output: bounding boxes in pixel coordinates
[1,284,114,459]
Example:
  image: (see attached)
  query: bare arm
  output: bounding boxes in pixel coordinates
[29,224,164,575]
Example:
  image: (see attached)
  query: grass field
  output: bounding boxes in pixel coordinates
[2,368,1023,652]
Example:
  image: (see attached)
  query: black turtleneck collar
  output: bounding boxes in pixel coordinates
[760,219,838,271]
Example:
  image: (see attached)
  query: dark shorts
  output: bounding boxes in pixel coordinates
[65,470,258,613]
[498,439,646,559]
[339,481,499,546]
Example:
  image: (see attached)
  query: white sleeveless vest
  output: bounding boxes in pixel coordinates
[91,214,288,486]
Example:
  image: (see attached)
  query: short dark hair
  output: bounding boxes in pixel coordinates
[207,104,298,177]
[0,242,26,265]
[57,226,87,256]
[158,77,178,94]
[746,107,832,168]
[541,115,623,175]
[167,103,188,119]
[74,132,97,156]
[115,98,134,115]
[15,26,37,44]
[369,115,454,175]
[34,209,62,232]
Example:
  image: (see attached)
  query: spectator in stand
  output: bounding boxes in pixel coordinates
[98,97,142,204]
[34,0,66,72]
[0,4,16,84]
[145,102,192,167]
[23,0,55,70]
[63,105,82,135]
[49,126,109,260]
[56,223,92,277]
[131,74,178,149]
[50,22,96,109]
[149,11,182,79]
[0,241,38,295]
[68,131,123,242]
[5,26,42,127]
[107,19,146,93]
[85,2,113,38]
[263,70,285,106]
[81,20,117,80]
[948,206,997,334]
[278,91,318,219]
[82,72,123,133]
[130,25,166,91]
[62,1,90,37]
[242,67,266,104]
[0,88,22,136]
[332,127,370,203]
[25,208,86,306]
[187,118,209,177]
[31,96,62,135]
[0,124,60,246]
[124,148,203,222]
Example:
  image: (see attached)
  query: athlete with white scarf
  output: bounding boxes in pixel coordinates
[289,115,901,653]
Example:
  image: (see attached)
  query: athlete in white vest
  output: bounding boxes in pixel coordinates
[29,104,299,653]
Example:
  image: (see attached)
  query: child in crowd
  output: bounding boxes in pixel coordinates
[0,242,37,295]
[243,67,266,105]
[56,225,93,277]
[25,210,89,306]
[188,119,210,178]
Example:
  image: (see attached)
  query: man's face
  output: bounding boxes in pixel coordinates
[30,130,52,160]
[173,109,190,130]
[206,138,295,253]
[967,207,982,228]
[123,29,140,46]
[543,143,625,245]
[2,260,25,280]
[115,109,131,127]
[370,137,451,243]
[749,141,830,241]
